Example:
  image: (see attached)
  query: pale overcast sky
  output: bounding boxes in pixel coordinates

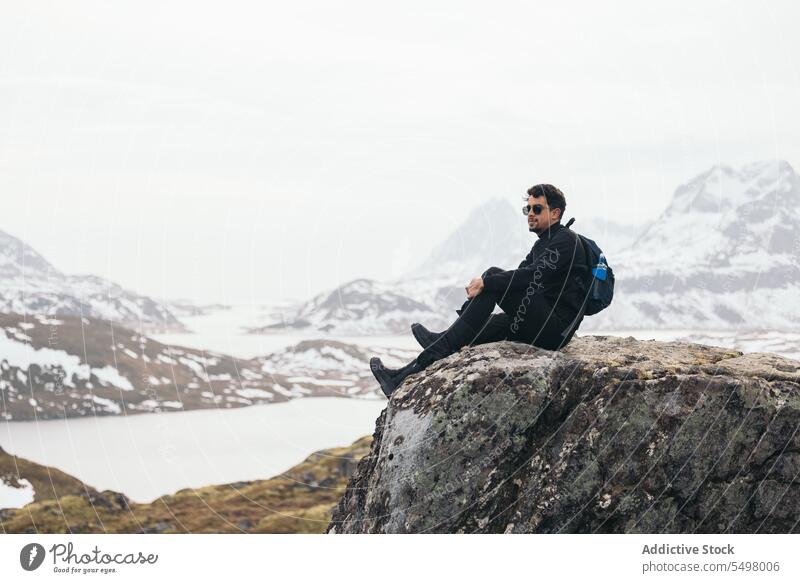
[1,1,798,306]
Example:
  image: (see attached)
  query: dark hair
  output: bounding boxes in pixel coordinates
[526,184,566,221]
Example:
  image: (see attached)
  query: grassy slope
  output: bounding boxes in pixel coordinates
[0,436,371,534]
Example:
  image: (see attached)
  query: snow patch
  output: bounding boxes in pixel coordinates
[91,366,134,391]
[0,478,35,509]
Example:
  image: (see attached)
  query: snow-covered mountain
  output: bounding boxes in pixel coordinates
[588,159,800,330]
[0,229,186,333]
[255,159,799,335]
[0,312,275,421]
[0,313,410,420]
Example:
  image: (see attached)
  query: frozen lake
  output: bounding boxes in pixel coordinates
[151,303,421,358]
[0,397,385,505]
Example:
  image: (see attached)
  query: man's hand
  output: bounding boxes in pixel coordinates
[465,277,484,299]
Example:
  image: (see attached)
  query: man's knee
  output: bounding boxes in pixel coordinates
[481,266,505,279]
[481,267,505,298]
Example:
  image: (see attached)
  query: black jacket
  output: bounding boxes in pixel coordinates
[482,221,588,321]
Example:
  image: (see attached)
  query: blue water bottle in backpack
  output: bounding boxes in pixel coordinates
[593,253,608,281]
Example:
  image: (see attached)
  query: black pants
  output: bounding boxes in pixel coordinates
[454,266,578,351]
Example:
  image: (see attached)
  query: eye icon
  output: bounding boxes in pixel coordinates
[20,543,46,571]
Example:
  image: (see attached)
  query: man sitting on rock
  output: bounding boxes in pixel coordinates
[370,184,589,398]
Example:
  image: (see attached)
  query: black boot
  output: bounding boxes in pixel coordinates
[411,322,444,349]
[416,316,479,368]
[370,357,426,398]
[370,318,479,398]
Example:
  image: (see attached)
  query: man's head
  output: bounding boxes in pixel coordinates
[524,184,566,235]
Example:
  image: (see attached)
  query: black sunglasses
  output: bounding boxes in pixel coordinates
[522,204,547,215]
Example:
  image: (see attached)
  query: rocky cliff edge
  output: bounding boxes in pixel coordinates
[328,336,800,533]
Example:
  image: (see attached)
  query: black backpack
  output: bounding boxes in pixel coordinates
[560,218,615,337]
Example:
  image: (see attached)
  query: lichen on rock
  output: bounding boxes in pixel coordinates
[327,336,800,533]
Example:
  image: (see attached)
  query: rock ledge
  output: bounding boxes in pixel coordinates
[328,336,800,533]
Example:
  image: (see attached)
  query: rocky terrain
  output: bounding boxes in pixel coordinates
[0,436,371,533]
[1,312,404,421]
[328,336,800,533]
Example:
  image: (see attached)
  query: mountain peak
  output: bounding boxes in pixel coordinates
[0,229,186,332]
[0,229,62,279]
[739,158,796,177]
[405,197,530,279]
[636,158,799,241]
[673,158,797,209]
